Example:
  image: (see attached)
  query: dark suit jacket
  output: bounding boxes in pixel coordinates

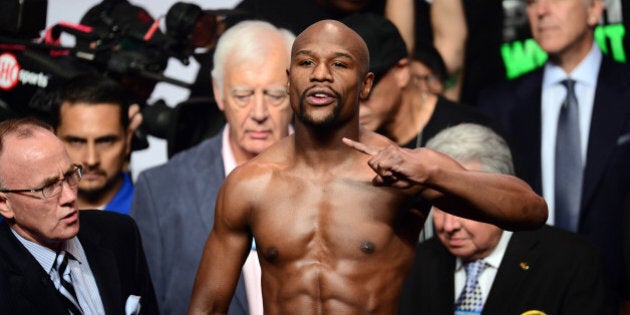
[399,225,613,315]
[477,55,630,301]
[0,210,158,315]
[130,130,249,315]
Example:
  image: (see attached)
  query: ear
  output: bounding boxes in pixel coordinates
[125,104,142,156]
[359,72,375,100]
[587,0,604,27]
[394,58,411,89]
[0,194,15,221]
[213,80,226,111]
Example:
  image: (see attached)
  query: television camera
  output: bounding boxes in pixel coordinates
[0,0,228,152]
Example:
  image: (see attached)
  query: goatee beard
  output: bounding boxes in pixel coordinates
[297,89,342,131]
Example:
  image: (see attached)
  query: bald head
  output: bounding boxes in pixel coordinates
[0,118,68,187]
[292,20,371,76]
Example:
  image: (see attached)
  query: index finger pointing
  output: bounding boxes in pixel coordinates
[342,137,379,156]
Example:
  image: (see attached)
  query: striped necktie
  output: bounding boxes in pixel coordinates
[54,250,83,314]
[455,259,488,315]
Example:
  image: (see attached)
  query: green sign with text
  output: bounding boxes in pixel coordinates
[501,23,627,79]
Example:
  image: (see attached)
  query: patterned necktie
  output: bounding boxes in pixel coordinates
[54,250,83,314]
[554,79,583,232]
[455,260,488,314]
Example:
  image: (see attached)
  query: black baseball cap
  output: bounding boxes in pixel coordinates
[342,12,408,84]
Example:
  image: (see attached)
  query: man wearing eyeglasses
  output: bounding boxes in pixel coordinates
[0,118,158,314]
[130,20,294,315]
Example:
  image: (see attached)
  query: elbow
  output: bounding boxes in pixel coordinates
[528,194,548,229]
[511,194,548,231]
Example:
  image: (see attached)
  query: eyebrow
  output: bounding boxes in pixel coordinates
[38,165,75,187]
[230,86,286,92]
[294,50,354,61]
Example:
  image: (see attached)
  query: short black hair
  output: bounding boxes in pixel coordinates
[51,74,130,129]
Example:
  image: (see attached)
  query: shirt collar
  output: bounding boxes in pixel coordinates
[543,42,602,88]
[221,127,238,177]
[220,125,294,177]
[455,230,513,270]
[11,228,82,273]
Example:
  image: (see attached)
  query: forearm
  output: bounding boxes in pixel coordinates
[431,0,467,101]
[422,166,547,230]
[385,0,415,53]
[188,232,250,315]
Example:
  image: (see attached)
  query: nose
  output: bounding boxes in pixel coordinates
[249,91,269,123]
[58,179,77,205]
[441,212,461,233]
[311,62,333,82]
[528,0,549,16]
[83,142,99,167]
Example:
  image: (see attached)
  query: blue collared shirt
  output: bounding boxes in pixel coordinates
[104,172,134,215]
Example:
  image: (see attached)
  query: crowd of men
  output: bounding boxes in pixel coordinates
[0,0,628,314]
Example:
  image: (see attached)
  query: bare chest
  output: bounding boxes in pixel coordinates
[249,173,421,265]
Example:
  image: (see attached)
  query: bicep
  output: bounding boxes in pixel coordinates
[189,178,253,314]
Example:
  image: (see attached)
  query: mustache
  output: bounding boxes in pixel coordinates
[81,167,106,176]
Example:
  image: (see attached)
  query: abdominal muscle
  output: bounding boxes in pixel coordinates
[255,224,418,315]
[246,158,425,314]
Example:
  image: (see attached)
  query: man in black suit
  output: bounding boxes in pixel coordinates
[478,0,630,308]
[0,118,158,314]
[399,123,613,315]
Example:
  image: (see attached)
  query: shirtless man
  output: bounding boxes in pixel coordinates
[188,20,547,315]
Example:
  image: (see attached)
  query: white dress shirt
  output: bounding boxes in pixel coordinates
[540,43,601,225]
[454,231,513,305]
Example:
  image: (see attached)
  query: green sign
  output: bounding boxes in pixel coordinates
[501,23,627,79]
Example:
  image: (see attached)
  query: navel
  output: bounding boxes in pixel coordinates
[359,241,375,254]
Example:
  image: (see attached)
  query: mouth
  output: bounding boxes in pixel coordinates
[61,210,79,223]
[447,238,466,247]
[359,115,370,125]
[82,171,105,181]
[305,87,337,106]
[247,130,271,139]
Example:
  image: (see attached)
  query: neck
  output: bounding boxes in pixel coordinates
[549,35,594,74]
[229,141,257,167]
[292,118,361,168]
[77,175,123,210]
[386,89,437,146]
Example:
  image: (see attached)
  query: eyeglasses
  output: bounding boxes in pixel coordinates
[0,164,83,199]
[230,87,288,108]
[411,74,439,85]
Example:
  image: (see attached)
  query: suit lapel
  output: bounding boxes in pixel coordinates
[483,231,540,313]
[511,71,544,193]
[188,133,251,312]
[430,240,456,313]
[581,56,630,216]
[0,224,68,313]
[78,222,122,314]
[191,135,226,232]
